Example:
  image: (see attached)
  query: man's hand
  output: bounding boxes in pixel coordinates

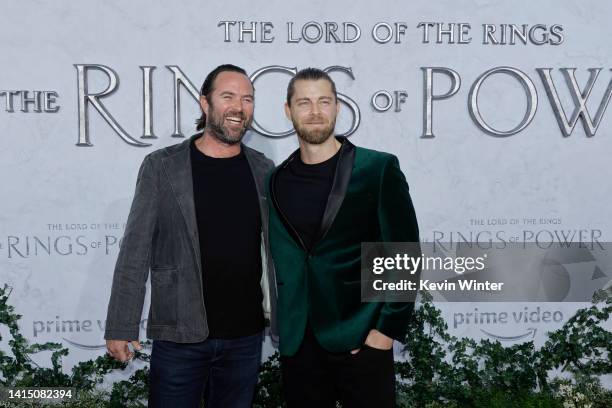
[350,329,394,354]
[106,340,142,362]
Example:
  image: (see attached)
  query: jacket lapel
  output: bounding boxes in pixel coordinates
[315,137,356,244]
[270,150,307,250]
[244,145,268,202]
[162,135,201,272]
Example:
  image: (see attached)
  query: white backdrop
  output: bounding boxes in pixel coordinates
[1,0,610,377]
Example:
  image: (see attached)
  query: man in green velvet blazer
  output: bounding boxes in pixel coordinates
[268,68,420,408]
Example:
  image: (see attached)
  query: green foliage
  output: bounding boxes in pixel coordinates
[0,390,109,408]
[538,292,612,380]
[0,284,610,407]
[394,289,611,408]
[0,284,150,407]
[253,352,285,408]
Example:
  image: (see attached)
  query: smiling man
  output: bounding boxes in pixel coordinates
[268,68,420,407]
[104,64,276,408]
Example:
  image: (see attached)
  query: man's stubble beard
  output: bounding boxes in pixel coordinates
[293,115,337,145]
[205,103,252,146]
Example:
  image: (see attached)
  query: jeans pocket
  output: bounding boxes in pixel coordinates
[150,268,178,326]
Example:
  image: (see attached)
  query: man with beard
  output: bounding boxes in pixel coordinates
[104,64,277,408]
[267,68,420,407]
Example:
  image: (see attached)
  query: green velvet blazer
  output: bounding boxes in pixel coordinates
[267,137,420,356]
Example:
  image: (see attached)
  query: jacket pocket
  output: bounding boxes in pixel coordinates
[150,267,178,326]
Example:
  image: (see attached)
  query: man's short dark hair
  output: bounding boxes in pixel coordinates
[196,64,249,131]
[286,68,337,107]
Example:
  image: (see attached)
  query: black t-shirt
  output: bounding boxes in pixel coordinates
[190,140,264,339]
[275,150,340,251]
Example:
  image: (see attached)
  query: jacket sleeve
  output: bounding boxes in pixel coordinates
[375,155,421,341]
[104,154,158,340]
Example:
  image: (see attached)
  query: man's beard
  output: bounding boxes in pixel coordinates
[293,115,336,145]
[205,107,252,145]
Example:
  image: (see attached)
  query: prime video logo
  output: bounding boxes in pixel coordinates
[452,306,564,342]
[32,316,149,350]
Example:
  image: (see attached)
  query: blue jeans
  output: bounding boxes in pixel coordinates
[148,331,263,408]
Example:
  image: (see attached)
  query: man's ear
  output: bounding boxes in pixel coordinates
[284,102,291,121]
[336,98,340,115]
[200,96,209,115]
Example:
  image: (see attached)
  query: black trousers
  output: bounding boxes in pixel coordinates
[280,325,396,408]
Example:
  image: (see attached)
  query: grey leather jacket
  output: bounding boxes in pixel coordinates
[104,133,277,343]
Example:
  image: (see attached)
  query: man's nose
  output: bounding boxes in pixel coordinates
[227,97,243,112]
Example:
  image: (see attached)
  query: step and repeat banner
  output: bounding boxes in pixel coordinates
[1,0,611,373]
